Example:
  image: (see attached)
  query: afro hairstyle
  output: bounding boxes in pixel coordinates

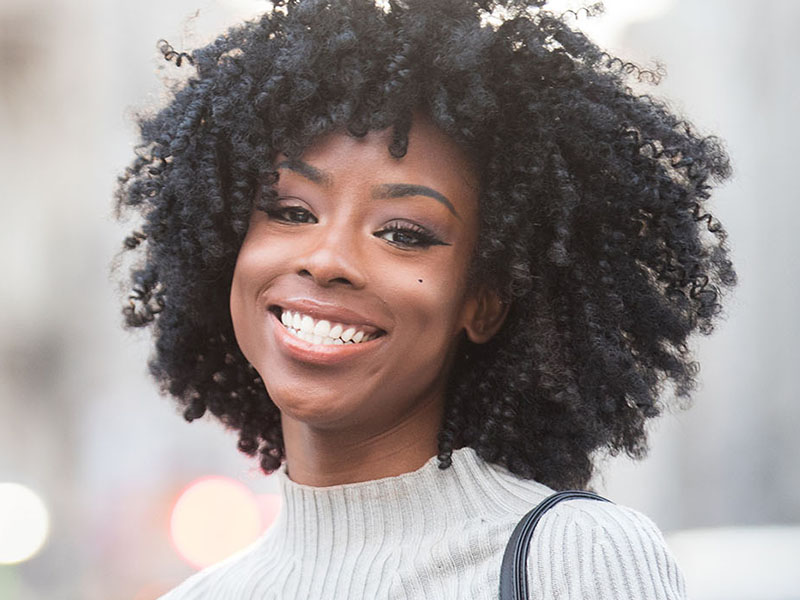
[115,0,736,490]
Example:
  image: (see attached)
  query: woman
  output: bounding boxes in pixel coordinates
[116,0,736,597]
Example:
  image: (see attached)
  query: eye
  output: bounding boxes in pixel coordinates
[375,222,449,249]
[262,199,318,224]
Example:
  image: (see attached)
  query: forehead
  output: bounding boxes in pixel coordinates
[275,115,480,214]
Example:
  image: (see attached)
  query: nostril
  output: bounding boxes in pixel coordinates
[298,268,354,287]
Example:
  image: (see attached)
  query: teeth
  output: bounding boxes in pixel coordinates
[300,315,314,334]
[313,320,331,337]
[279,310,378,346]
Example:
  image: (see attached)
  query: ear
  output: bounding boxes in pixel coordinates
[462,287,509,344]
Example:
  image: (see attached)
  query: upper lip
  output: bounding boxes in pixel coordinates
[267,297,389,335]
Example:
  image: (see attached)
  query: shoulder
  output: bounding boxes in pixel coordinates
[157,557,241,600]
[156,533,271,599]
[525,497,688,600]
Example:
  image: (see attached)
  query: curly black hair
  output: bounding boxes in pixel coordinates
[115,0,736,490]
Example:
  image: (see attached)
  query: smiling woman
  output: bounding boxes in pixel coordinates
[115,0,735,598]
[230,117,502,486]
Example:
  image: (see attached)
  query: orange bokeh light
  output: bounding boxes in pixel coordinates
[169,476,265,570]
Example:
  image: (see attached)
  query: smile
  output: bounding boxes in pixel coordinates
[272,308,385,347]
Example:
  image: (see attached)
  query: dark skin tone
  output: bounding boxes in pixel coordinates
[230,115,507,486]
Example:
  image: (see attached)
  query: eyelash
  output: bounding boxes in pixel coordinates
[263,204,317,224]
[262,200,447,249]
[375,222,447,249]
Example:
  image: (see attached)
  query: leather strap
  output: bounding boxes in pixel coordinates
[499,490,611,600]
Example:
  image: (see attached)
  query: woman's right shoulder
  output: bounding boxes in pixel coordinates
[157,556,242,600]
[525,498,688,600]
[157,531,272,599]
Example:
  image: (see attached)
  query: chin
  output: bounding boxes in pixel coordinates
[266,380,368,429]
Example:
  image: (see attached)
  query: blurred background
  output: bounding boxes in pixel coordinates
[0,0,798,598]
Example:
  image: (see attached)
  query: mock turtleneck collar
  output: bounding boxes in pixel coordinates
[269,446,552,550]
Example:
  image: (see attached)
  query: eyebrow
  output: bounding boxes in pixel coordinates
[371,184,460,219]
[276,159,460,219]
[276,159,332,186]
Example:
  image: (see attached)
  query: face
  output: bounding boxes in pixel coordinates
[230,116,489,436]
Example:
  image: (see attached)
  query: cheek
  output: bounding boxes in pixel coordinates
[388,256,472,336]
[379,267,471,398]
[229,254,256,361]
[229,234,275,359]
[230,220,289,302]
[231,241,260,300]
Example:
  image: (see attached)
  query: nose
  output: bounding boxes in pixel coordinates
[295,220,367,289]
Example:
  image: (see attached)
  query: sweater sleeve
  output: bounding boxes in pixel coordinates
[526,499,688,600]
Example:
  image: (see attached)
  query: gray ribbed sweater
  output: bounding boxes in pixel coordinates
[160,447,687,599]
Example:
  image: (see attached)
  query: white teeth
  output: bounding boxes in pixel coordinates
[313,320,331,337]
[300,315,315,334]
[279,310,378,346]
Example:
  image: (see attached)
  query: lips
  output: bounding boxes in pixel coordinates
[274,308,383,345]
[266,299,388,365]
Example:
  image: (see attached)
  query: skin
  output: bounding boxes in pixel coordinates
[230,114,506,486]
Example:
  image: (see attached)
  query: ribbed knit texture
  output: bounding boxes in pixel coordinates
[160,447,687,599]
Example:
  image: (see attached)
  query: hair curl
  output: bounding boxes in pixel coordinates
[115,0,736,490]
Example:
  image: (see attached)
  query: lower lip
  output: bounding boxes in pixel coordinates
[270,311,385,365]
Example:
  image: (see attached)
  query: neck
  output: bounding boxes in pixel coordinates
[281,395,444,487]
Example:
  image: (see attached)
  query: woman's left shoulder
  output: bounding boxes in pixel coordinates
[526,497,689,599]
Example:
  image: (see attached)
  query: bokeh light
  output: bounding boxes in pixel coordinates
[256,492,282,530]
[132,582,173,600]
[169,476,264,569]
[0,483,50,565]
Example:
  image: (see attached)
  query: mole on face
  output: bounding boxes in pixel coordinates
[418,279,423,283]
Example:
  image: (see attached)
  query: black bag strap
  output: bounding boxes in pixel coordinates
[499,490,611,600]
